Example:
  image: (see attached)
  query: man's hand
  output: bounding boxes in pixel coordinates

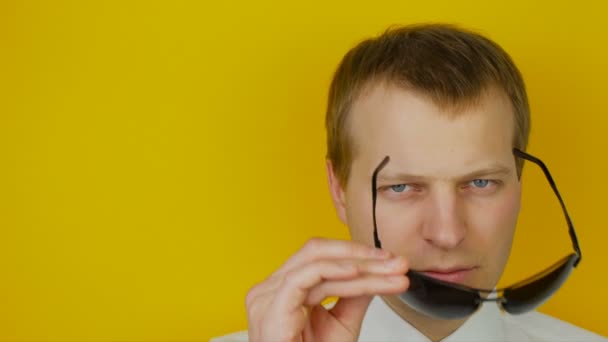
[245,238,409,342]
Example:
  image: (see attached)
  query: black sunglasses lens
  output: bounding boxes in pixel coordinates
[399,271,480,320]
[502,254,577,314]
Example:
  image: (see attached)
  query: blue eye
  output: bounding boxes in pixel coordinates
[390,184,409,192]
[471,179,490,188]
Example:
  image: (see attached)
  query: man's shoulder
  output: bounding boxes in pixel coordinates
[504,310,606,341]
[210,330,248,342]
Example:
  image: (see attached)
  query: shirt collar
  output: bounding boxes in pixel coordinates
[359,296,507,341]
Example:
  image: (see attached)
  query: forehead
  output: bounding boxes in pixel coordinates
[348,83,516,180]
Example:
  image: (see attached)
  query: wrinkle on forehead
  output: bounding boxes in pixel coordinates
[377,162,513,183]
[347,82,516,181]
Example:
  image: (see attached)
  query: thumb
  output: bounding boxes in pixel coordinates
[329,296,374,333]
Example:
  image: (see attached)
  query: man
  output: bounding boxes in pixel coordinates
[214,24,605,341]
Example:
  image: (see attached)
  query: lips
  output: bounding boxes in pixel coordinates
[419,267,477,284]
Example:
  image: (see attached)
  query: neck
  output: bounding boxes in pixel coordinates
[381,295,469,342]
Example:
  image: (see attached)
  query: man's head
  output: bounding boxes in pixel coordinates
[326,24,529,295]
[326,24,530,188]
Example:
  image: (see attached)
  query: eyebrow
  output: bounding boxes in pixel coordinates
[377,164,513,182]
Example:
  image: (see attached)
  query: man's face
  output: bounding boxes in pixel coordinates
[328,83,521,291]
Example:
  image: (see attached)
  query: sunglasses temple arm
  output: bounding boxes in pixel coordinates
[513,148,582,266]
[372,156,391,249]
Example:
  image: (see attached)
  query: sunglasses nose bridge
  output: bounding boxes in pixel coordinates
[474,293,509,314]
[476,296,507,304]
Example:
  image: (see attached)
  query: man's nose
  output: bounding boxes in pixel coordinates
[421,187,467,250]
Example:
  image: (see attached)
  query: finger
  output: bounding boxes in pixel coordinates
[253,256,408,310]
[272,259,363,313]
[305,274,409,306]
[247,260,352,308]
[272,238,391,278]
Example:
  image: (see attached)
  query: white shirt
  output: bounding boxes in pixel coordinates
[212,296,606,341]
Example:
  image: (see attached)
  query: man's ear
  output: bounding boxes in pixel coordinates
[326,159,348,225]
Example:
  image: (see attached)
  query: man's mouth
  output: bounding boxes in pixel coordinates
[419,267,477,284]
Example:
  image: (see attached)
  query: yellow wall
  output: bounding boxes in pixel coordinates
[1,1,606,340]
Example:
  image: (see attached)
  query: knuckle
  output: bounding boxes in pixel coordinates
[246,280,271,309]
[348,241,362,255]
[306,287,323,305]
[336,259,355,274]
[245,285,260,309]
[282,269,299,287]
[303,237,325,252]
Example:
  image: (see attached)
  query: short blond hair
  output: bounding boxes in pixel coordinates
[326,24,530,187]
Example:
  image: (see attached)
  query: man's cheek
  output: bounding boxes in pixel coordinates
[345,200,375,242]
[477,193,520,234]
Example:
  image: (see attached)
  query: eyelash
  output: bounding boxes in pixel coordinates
[380,179,500,196]
[465,179,500,190]
[379,184,418,195]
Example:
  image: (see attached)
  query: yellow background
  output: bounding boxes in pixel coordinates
[1,1,606,340]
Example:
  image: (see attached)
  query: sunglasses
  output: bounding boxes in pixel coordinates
[371,148,582,320]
